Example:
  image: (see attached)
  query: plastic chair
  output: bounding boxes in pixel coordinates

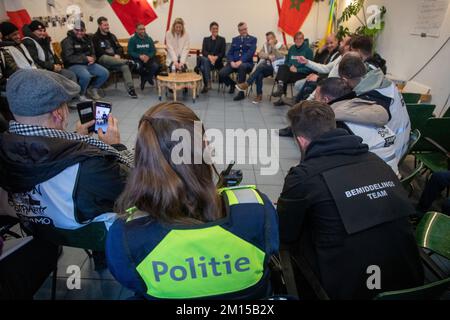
[416,211,450,280]
[402,92,422,104]
[416,211,450,260]
[400,161,424,197]
[406,104,436,131]
[443,108,450,118]
[374,277,450,300]
[413,118,450,173]
[398,129,421,167]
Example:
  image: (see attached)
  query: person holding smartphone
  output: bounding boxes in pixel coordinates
[0,69,132,267]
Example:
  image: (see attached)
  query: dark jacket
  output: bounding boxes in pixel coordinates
[0,42,18,84]
[278,129,423,299]
[92,29,123,59]
[0,132,129,224]
[227,35,257,64]
[285,39,313,73]
[314,47,339,65]
[127,32,156,60]
[22,26,62,71]
[61,30,95,67]
[202,35,226,67]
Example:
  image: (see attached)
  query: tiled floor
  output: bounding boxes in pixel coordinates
[34,78,300,300]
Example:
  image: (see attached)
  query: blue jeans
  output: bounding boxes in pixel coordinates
[219,62,253,86]
[247,63,273,95]
[68,63,110,95]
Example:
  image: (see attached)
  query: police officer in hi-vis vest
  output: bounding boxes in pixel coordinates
[277,101,423,300]
[106,102,279,299]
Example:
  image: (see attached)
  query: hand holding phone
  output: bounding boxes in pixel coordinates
[77,101,95,134]
[94,101,112,134]
[98,114,121,145]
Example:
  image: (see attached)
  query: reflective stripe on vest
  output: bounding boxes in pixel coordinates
[219,185,264,206]
[135,225,266,299]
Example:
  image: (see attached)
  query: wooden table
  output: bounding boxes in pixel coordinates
[157,72,203,103]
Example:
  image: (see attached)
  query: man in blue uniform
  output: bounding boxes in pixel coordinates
[219,22,256,101]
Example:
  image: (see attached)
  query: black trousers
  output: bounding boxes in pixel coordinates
[0,238,59,299]
[276,65,309,93]
[418,171,450,215]
[219,62,253,86]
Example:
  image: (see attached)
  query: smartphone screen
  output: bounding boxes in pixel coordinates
[94,101,112,133]
[77,101,94,133]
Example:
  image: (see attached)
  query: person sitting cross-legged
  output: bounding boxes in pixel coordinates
[93,17,138,99]
[127,23,160,91]
[219,22,257,101]
[235,31,286,104]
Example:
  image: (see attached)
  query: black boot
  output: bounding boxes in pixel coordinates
[233,91,245,101]
[140,76,146,90]
[278,126,293,137]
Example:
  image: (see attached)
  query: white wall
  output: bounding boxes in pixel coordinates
[340,0,450,116]
[0,0,330,47]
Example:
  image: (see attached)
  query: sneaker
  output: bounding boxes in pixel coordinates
[228,85,235,94]
[78,95,90,102]
[235,82,249,92]
[233,91,245,101]
[252,94,262,104]
[128,87,138,98]
[278,126,293,137]
[273,98,285,107]
[281,96,296,107]
[87,88,101,100]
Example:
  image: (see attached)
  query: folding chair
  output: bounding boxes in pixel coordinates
[402,92,422,104]
[406,103,436,131]
[416,211,450,279]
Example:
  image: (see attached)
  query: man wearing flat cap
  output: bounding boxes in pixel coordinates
[0,69,131,253]
[22,20,77,82]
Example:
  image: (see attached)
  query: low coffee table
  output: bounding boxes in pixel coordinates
[157,72,203,103]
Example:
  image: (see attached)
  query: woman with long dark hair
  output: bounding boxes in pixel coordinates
[106,102,279,299]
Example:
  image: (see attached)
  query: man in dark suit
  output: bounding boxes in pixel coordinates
[219,22,256,101]
[197,21,226,94]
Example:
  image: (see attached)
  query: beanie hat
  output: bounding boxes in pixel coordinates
[28,20,46,32]
[0,22,19,38]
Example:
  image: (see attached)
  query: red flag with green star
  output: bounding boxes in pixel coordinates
[107,0,158,35]
[278,0,314,37]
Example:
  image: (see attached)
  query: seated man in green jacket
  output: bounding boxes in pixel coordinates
[273,31,313,105]
[128,23,159,90]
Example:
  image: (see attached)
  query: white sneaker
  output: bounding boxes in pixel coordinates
[78,95,90,102]
[87,88,102,100]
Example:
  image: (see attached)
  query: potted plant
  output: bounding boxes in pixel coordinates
[337,0,386,40]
